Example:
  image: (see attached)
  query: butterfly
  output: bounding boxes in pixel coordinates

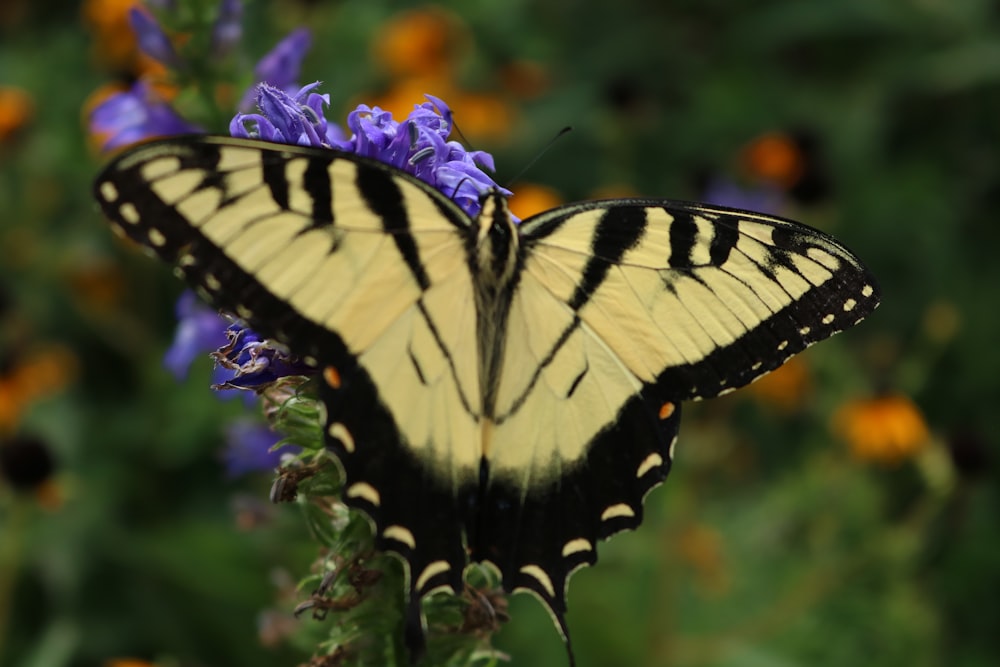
[94,135,879,665]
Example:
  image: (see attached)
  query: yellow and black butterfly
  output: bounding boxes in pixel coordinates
[94,135,879,665]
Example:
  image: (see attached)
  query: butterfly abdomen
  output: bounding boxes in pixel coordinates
[471,192,522,417]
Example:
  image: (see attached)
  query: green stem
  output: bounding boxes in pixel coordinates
[0,499,27,660]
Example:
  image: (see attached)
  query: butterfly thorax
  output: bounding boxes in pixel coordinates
[472,192,521,420]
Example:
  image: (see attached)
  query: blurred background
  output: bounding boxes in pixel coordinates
[1,0,997,666]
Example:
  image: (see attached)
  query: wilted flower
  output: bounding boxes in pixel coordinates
[213,324,314,391]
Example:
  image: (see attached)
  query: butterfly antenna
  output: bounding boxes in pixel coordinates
[504,126,573,189]
[451,116,473,150]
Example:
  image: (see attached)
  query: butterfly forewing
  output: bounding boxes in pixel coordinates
[518,200,880,401]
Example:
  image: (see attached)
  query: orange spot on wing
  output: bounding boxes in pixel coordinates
[659,401,675,420]
[323,366,341,389]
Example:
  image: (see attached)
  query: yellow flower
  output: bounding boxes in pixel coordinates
[509,183,562,220]
[833,394,930,465]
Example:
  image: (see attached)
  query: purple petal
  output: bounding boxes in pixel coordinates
[228,90,509,217]
[128,7,180,66]
[211,0,243,58]
[222,420,295,477]
[701,176,786,216]
[89,82,201,152]
[163,292,229,380]
[254,27,312,91]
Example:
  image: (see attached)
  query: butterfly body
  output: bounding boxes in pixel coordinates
[94,136,879,664]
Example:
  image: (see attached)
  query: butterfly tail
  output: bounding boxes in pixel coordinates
[404,592,428,664]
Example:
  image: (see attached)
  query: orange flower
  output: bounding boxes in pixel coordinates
[833,394,930,465]
[0,345,79,433]
[741,132,805,189]
[509,183,562,220]
[361,81,515,143]
[746,356,811,413]
[677,523,729,596]
[365,8,515,143]
[447,91,515,142]
[0,87,33,143]
[65,257,126,313]
[82,0,141,70]
[360,77,453,121]
[499,60,550,100]
[372,7,467,79]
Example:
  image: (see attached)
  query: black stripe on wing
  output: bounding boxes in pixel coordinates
[519,199,880,401]
[471,391,680,667]
[655,204,880,400]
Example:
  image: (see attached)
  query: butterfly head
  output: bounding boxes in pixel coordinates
[474,190,520,287]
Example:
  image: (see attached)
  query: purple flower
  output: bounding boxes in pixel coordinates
[211,0,243,59]
[163,291,230,380]
[701,177,786,216]
[89,82,201,152]
[212,324,315,391]
[232,83,346,147]
[231,88,509,217]
[222,419,296,477]
[128,7,180,67]
[253,27,311,93]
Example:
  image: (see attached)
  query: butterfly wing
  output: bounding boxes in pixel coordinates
[474,199,879,643]
[94,136,485,623]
